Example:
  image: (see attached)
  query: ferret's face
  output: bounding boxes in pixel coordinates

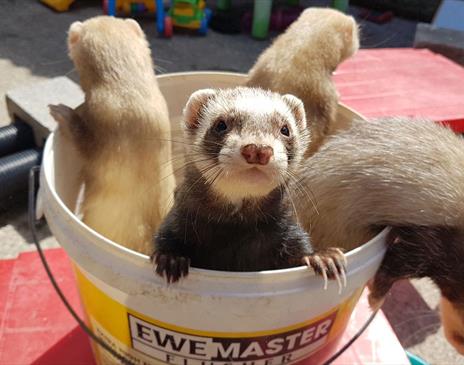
[183,87,309,202]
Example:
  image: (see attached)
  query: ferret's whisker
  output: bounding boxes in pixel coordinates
[184,172,213,198]
[285,168,318,206]
[159,152,214,167]
[146,137,226,149]
[285,170,319,215]
[65,67,77,77]
[40,58,70,66]
[182,163,219,199]
[154,57,173,64]
[203,140,230,148]
[161,192,176,216]
[206,166,224,187]
[144,158,218,200]
[158,157,216,182]
[154,65,167,74]
[361,29,400,49]
[279,175,299,221]
[160,150,233,169]
[202,162,222,183]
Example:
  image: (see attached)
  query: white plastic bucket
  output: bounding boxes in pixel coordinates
[40,72,388,365]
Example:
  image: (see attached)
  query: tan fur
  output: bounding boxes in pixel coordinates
[246,8,359,156]
[441,296,464,355]
[51,16,175,255]
[295,117,464,355]
[294,117,464,250]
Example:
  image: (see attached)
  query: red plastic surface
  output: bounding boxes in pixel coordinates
[0,248,409,364]
[334,48,464,132]
[0,249,95,365]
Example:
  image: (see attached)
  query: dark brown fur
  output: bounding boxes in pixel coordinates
[154,162,346,282]
[369,226,464,353]
[370,226,464,306]
[152,87,346,284]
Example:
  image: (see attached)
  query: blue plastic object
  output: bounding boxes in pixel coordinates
[204,7,212,22]
[156,0,165,34]
[406,351,429,365]
[197,7,211,35]
[198,8,211,35]
[198,14,208,35]
[106,0,116,16]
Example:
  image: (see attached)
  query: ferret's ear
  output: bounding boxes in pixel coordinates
[68,21,83,47]
[125,19,144,38]
[282,94,307,130]
[49,104,76,125]
[183,89,217,130]
[342,17,360,60]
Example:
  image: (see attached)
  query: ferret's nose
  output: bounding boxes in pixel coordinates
[241,144,274,165]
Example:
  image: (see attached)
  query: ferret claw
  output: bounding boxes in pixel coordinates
[317,255,329,290]
[341,268,347,288]
[335,248,348,267]
[303,248,347,293]
[304,256,326,289]
[327,258,342,294]
[151,252,190,283]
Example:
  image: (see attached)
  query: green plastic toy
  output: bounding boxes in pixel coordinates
[157,0,211,37]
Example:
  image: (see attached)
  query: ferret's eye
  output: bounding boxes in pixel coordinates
[215,120,228,134]
[280,125,290,137]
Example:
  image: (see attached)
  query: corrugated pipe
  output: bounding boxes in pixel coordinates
[0,149,42,199]
[0,120,35,157]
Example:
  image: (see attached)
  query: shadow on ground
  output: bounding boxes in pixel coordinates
[383,280,441,347]
[0,192,54,257]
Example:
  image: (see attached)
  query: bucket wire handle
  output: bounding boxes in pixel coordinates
[28,165,379,365]
[28,166,135,365]
[322,309,379,365]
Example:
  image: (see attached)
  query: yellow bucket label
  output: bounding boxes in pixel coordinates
[74,267,362,365]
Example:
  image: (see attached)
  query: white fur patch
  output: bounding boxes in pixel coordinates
[184,88,305,205]
[213,133,288,202]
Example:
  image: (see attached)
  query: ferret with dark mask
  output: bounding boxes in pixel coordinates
[152,87,346,291]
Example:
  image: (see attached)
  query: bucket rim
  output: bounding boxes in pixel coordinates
[41,71,387,282]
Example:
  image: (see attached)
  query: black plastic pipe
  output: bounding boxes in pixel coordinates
[0,120,35,157]
[0,149,41,199]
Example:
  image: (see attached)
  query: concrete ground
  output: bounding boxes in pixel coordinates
[0,1,461,364]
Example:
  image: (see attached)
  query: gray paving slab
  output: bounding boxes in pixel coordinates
[382,279,462,364]
[6,76,84,146]
[415,22,464,65]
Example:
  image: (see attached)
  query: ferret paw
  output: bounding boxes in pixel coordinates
[303,248,347,293]
[151,252,190,284]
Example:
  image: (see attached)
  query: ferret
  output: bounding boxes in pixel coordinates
[49,16,175,255]
[152,87,346,290]
[246,8,359,156]
[294,117,464,354]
